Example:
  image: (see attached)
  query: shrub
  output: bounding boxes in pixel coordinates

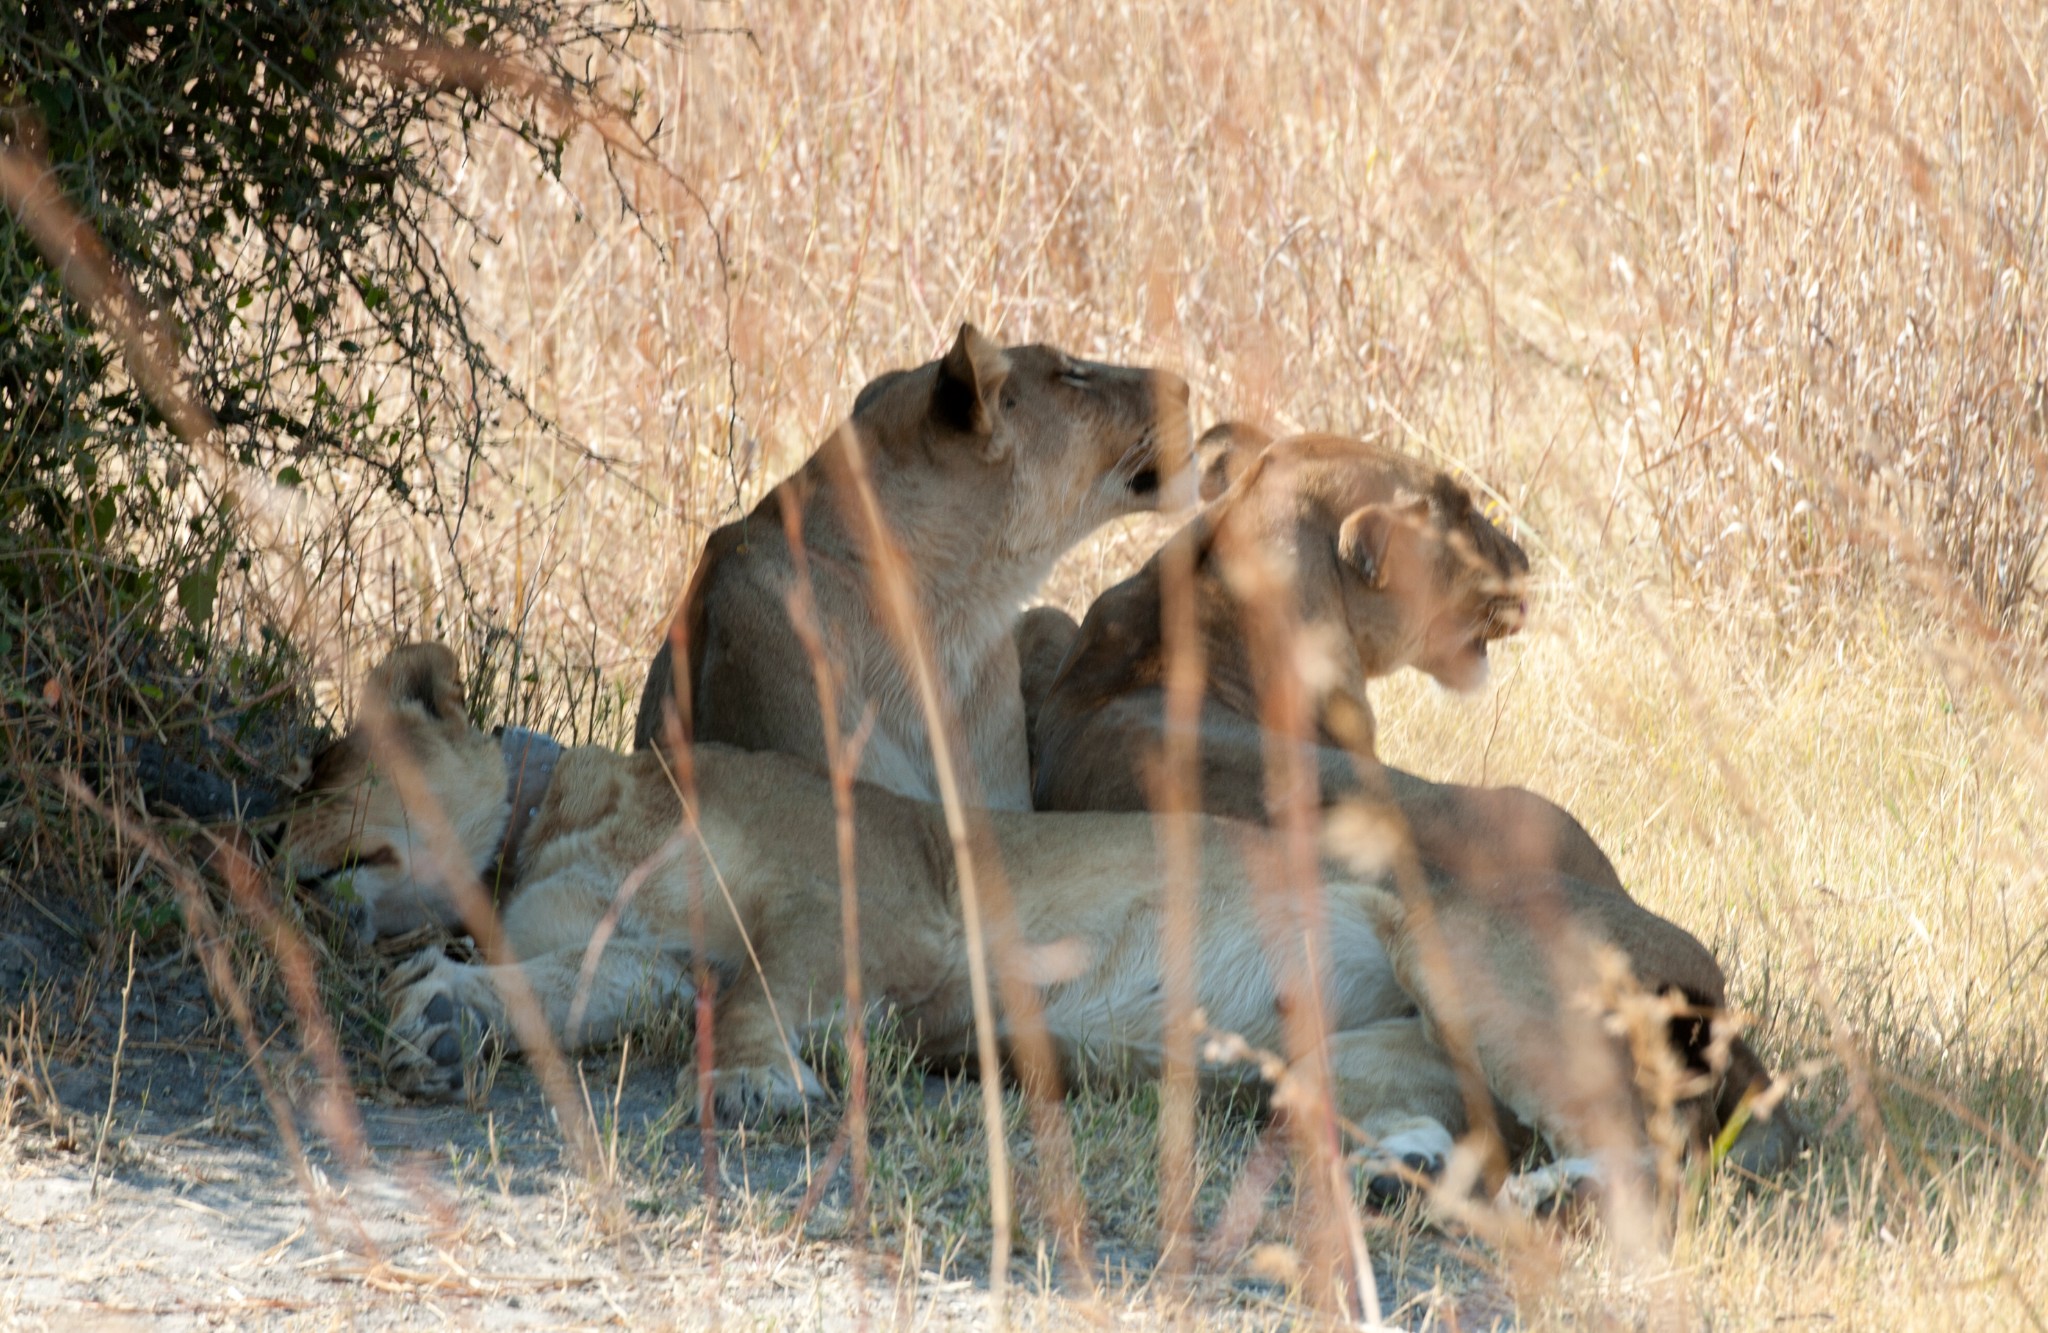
[0,1,663,910]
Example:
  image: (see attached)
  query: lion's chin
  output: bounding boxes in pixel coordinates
[1432,641,1492,694]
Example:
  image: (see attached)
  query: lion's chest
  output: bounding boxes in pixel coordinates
[848,638,1033,811]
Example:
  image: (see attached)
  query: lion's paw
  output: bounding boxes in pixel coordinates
[689,1060,826,1126]
[340,895,377,949]
[382,948,503,1101]
[1352,1119,1454,1210]
[1499,1156,1604,1216]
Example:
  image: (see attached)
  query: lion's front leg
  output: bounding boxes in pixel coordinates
[1498,1155,1608,1215]
[382,948,510,1100]
[686,973,832,1126]
[381,941,697,1101]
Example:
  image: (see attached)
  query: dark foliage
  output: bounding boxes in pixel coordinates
[0,1,666,912]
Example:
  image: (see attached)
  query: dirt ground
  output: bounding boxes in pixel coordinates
[0,908,1510,1331]
[2,1058,993,1330]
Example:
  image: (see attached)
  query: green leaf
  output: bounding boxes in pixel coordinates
[89,492,118,543]
[276,465,303,487]
[177,553,223,632]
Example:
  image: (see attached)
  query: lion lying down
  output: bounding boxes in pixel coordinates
[1023,425,1803,1186]
[290,644,1791,1204]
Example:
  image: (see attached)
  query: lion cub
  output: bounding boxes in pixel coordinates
[634,324,1188,810]
[1029,426,1623,893]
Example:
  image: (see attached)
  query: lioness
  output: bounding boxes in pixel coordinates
[290,644,1788,1205]
[295,644,1477,1166]
[1029,427,1625,892]
[632,324,1189,811]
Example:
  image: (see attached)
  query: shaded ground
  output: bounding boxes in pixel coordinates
[3,1061,980,1330]
[0,906,1511,1330]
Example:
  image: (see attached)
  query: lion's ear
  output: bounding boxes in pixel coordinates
[933,322,1012,449]
[1336,497,1428,588]
[1193,421,1273,501]
[365,642,468,729]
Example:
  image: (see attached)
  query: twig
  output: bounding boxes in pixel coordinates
[88,933,137,1198]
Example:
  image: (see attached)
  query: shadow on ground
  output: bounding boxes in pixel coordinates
[0,904,1510,1330]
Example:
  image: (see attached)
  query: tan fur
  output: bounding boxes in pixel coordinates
[1028,428,1801,1179]
[1030,428,1626,894]
[632,324,1189,811]
[291,645,1466,1152]
[1013,604,1081,775]
[1361,874,1737,1206]
[286,644,509,938]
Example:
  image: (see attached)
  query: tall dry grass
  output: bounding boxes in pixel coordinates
[238,0,2046,1325]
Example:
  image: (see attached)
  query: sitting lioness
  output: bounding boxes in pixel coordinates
[1029,426,1625,892]
[633,324,1189,811]
[290,644,1791,1204]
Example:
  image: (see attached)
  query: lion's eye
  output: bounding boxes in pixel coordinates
[358,846,401,869]
[1059,365,1094,388]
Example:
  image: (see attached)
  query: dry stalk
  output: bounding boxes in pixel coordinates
[822,422,1093,1320]
[563,827,690,1045]
[355,704,604,1181]
[87,933,136,1198]
[207,837,371,1174]
[57,772,344,1246]
[777,484,878,1236]
[1146,432,1207,1282]
[1204,486,1378,1324]
[643,651,725,1300]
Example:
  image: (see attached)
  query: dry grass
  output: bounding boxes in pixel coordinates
[180,0,2048,1325]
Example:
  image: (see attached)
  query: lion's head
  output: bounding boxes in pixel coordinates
[282,644,510,939]
[844,323,1194,567]
[1212,430,1530,693]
